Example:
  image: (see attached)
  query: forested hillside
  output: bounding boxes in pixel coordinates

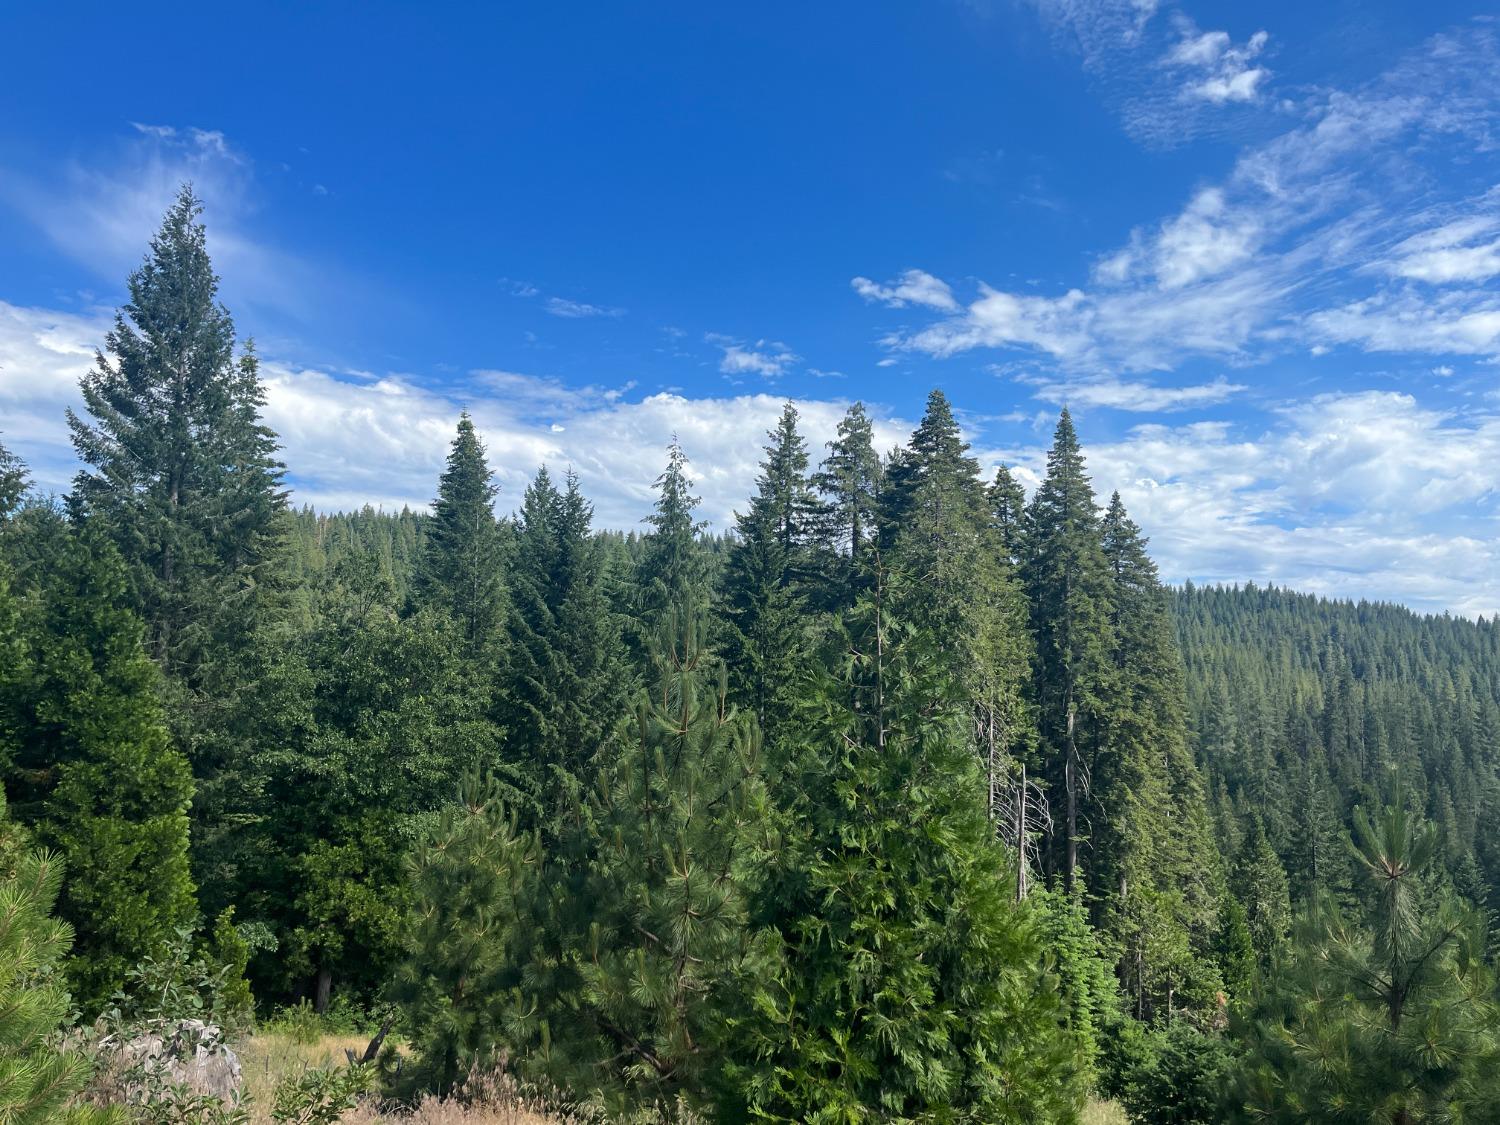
[3,189,1499,1122]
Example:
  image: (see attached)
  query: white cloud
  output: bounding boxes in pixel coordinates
[851,269,959,311]
[986,392,1500,617]
[545,296,625,319]
[866,29,1500,372]
[1385,214,1500,284]
[0,123,331,325]
[1165,25,1270,104]
[1025,374,1246,411]
[708,334,800,380]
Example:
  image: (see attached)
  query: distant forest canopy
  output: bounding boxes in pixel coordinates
[2,186,1498,1123]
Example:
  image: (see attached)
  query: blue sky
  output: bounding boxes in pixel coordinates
[2,1,1499,614]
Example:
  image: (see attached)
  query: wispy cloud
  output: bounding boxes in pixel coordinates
[857,27,1500,375]
[545,295,625,319]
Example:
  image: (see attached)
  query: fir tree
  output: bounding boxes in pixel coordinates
[1023,409,1116,890]
[721,403,819,749]
[502,467,633,832]
[0,436,29,523]
[635,438,708,631]
[1231,819,1292,975]
[810,400,882,606]
[411,411,508,653]
[988,463,1027,563]
[1099,492,1225,1017]
[66,185,287,681]
[2,520,195,1009]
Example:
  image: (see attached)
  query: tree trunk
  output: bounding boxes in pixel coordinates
[314,968,332,1014]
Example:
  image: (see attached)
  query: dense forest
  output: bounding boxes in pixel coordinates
[3,188,1499,1123]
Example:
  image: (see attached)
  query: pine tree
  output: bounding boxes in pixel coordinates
[66,185,287,682]
[721,403,819,750]
[502,467,633,832]
[411,412,508,653]
[741,553,1085,1122]
[393,768,540,1094]
[635,438,708,631]
[524,607,776,1117]
[1023,409,1116,890]
[2,519,195,1009]
[0,826,120,1124]
[1230,798,1500,1121]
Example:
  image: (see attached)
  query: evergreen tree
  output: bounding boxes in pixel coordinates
[810,401,882,606]
[393,768,541,1094]
[1023,409,1116,889]
[741,554,1085,1122]
[988,464,1027,564]
[411,412,508,653]
[721,403,819,749]
[524,607,777,1117]
[1232,819,1292,974]
[2,519,195,1009]
[0,827,120,1124]
[0,436,29,523]
[247,552,510,1008]
[1230,797,1500,1121]
[502,467,633,832]
[1099,492,1225,1017]
[635,438,708,631]
[66,185,287,682]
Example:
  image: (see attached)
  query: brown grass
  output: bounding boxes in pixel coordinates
[237,1033,586,1124]
[1082,1097,1130,1124]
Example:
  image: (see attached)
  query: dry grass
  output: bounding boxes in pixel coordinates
[236,1033,585,1124]
[1083,1097,1130,1124]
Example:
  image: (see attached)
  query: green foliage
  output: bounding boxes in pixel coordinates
[66,184,287,683]
[1113,1023,1232,1125]
[392,769,540,1093]
[488,607,773,1118]
[740,558,1086,1122]
[635,439,709,630]
[2,519,195,1010]
[411,412,508,653]
[721,403,820,753]
[502,467,634,833]
[203,911,254,1034]
[1227,796,1500,1122]
[269,1063,374,1124]
[0,840,119,1124]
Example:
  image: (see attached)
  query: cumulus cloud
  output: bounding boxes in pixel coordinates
[985,391,1500,617]
[707,334,800,380]
[851,269,959,311]
[1164,24,1270,104]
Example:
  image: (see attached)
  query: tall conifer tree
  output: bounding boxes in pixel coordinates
[67,186,287,681]
[810,401,882,606]
[1023,409,1116,889]
[722,403,819,748]
[636,438,708,630]
[502,467,633,831]
[411,412,508,653]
